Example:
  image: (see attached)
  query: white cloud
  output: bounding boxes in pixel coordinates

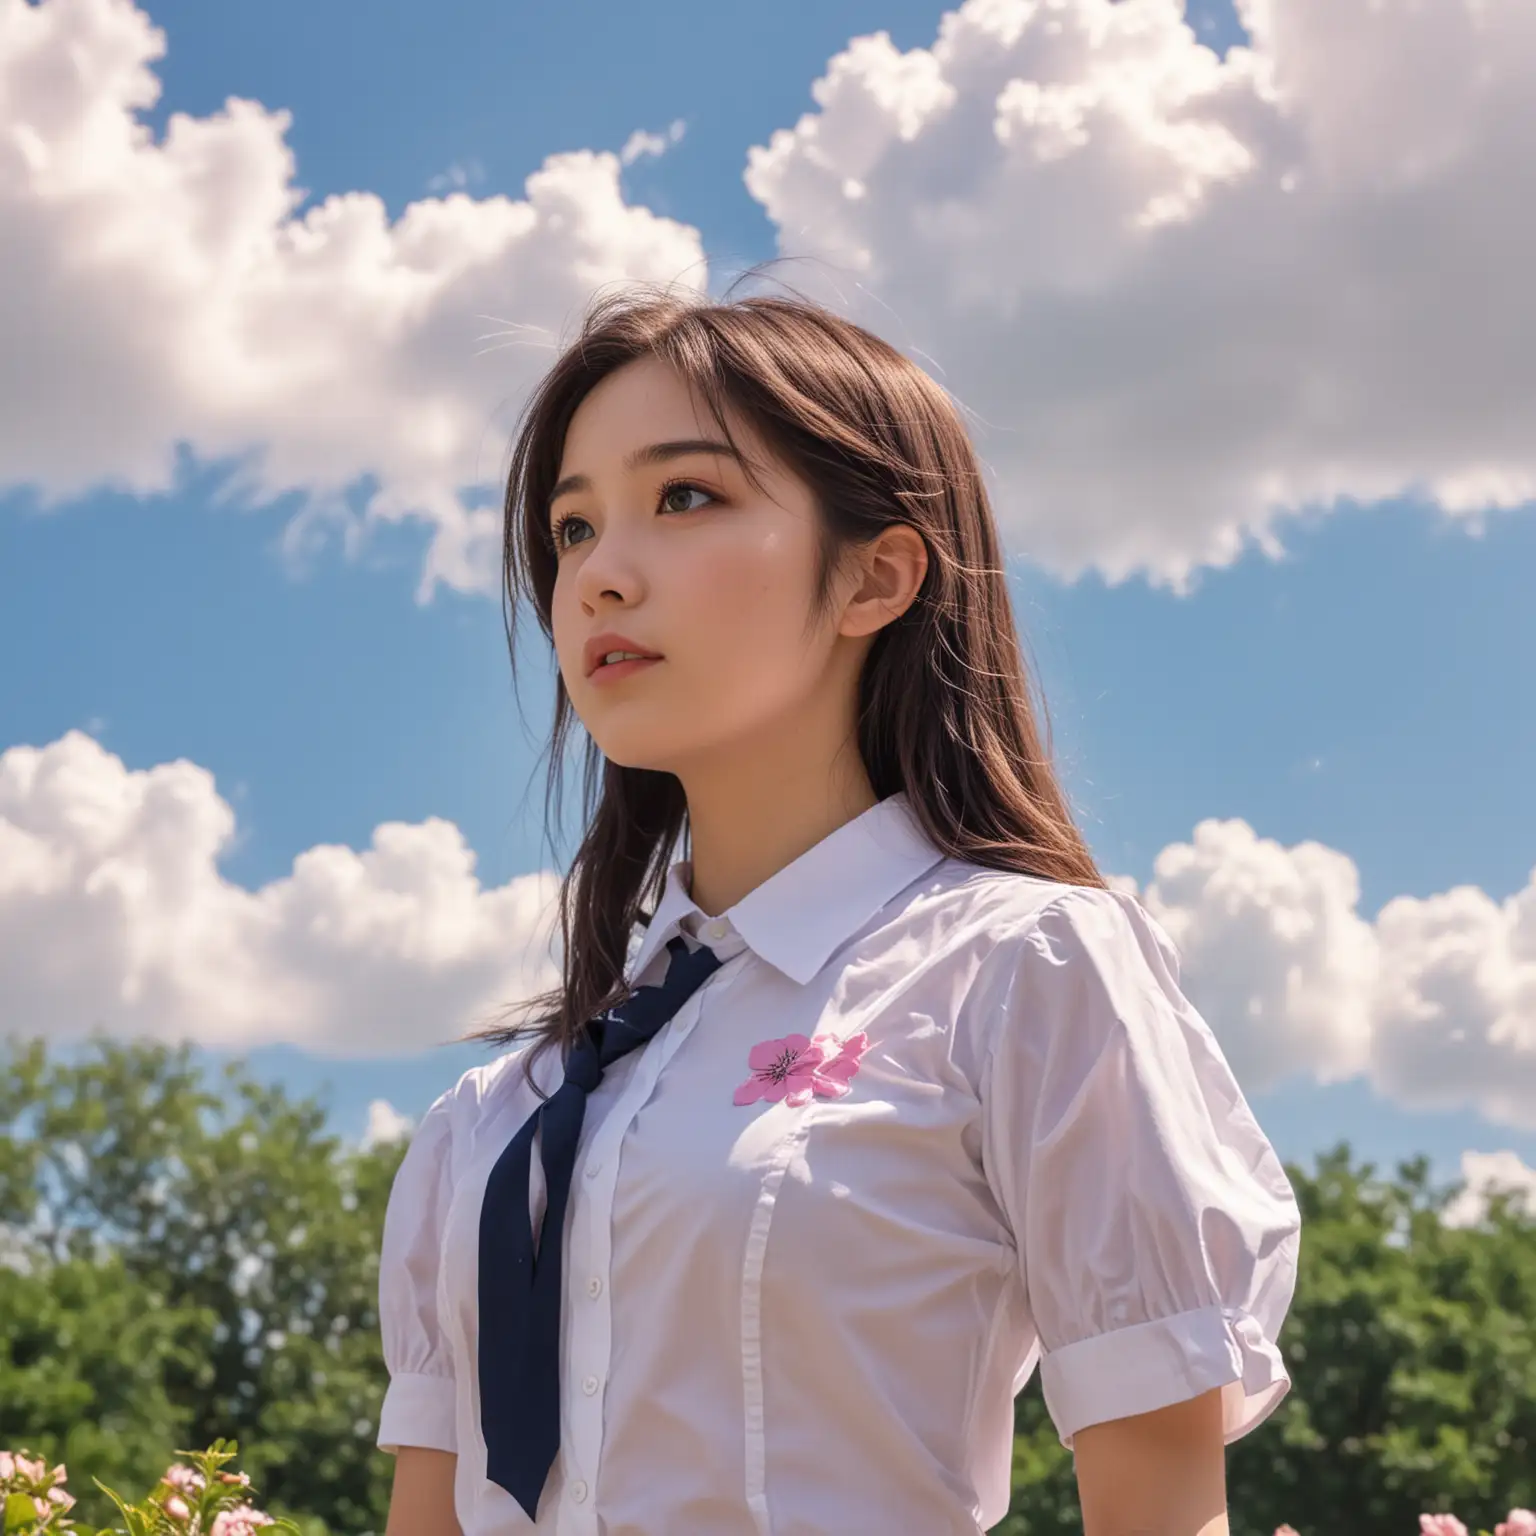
[361,1097,416,1150]
[620,118,687,166]
[747,0,1536,589]
[0,731,559,1056]
[4,730,1534,1133]
[9,0,1534,598]
[1439,1149,1536,1229]
[0,0,706,598]
[426,158,485,194]
[1129,818,1536,1130]
[1136,818,1379,1091]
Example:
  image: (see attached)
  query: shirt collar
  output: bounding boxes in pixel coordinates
[627,792,947,987]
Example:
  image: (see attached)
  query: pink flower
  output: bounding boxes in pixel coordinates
[0,1453,13,1481]
[163,1494,192,1522]
[1498,1513,1536,1536]
[165,1463,207,1494]
[211,1505,274,1536]
[1420,1516,1469,1536]
[1274,1527,1301,1535]
[47,1487,76,1511]
[15,1455,46,1484]
[734,1031,870,1107]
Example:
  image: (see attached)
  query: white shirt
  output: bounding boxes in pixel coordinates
[376,793,1301,1535]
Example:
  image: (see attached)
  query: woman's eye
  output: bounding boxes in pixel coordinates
[660,482,713,514]
[551,513,592,551]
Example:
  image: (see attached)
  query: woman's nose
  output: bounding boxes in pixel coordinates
[574,526,647,610]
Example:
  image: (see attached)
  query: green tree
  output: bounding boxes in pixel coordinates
[0,1250,199,1495]
[0,1034,409,1535]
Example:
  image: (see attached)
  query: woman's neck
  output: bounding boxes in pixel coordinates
[679,740,878,917]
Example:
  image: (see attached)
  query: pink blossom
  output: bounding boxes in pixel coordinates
[163,1493,192,1522]
[15,1455,47,1484]
[733,1031,870,1107]
[210,1505,275,1536]
[0,1452,13,1481]
[1274,1527,1301,1535]
[1498,1513,1536,1536]
[47,1486,76,1511]
[165,1463,208,1493]
[49,1464,66,1487]
[32,1497,52,1521]
[1420,1516,1469,1536]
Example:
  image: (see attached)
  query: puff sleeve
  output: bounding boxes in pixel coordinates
[376,1086,459,1455]
[981,885,1302,1452]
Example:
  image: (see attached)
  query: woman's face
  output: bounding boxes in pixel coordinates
[548,356,847,775]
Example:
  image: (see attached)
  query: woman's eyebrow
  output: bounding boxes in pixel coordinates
[549,439,742,505]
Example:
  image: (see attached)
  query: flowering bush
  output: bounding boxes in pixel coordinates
[6,1437,1532,1536]
[1276,1514,1536,1536]
[0,1442,301,1536]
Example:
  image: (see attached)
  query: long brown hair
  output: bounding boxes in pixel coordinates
[463,285,1104,1089]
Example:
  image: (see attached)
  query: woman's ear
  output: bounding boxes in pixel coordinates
[838,524,930,640]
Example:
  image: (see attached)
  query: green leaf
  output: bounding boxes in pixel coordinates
[4,1492,41,1534]
[89,1479,148,1536]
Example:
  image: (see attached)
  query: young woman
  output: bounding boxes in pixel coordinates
[375,290,1302,1536]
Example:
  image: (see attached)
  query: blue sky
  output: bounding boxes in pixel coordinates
[2,0,1533,1214]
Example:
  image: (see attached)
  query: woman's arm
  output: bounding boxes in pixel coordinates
[384,1447,462,1536]
[1072,1385,1230,1536]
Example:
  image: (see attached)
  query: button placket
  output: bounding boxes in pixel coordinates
[566,1144,614,1514]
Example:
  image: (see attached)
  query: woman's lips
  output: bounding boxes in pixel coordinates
[588,655,663,686]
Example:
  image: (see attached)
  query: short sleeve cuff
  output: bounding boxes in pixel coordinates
[1040,1302,1291,1451]
[377,1370,457,1455]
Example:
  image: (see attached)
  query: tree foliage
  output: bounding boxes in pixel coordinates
[1,1037,404,1535]
[2,1035,1532,1536]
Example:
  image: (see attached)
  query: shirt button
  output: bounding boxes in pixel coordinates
[584,1162,600,1179]
[704,918,729,940]
[571,1480,588,1504]
[582,1374,600,1396]
[587,1276,603,1298]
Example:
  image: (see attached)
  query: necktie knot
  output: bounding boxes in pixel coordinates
[563,1042,603,1095]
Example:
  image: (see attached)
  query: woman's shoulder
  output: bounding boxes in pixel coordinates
[906,864,1184,1048]
[412,1035,562,1149]
[915,858,1155,949]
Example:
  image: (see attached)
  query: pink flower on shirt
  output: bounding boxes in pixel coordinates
[734,1031,869,1107]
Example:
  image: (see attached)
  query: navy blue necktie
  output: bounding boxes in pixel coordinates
[478,933,724,1519]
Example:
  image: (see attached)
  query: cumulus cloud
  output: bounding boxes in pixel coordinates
[0,0,706,597]
[3,731,1533,1132]
[0,731,559,1056]
[1129,818,1536,1130]
[620,119,687,166]
[747,0,1536,588]
[1439,1149,1536,1229]
[9,0,1533,597]
[361,1097,416,1150]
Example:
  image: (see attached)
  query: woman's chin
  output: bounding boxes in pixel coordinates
[593,733,687,776]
